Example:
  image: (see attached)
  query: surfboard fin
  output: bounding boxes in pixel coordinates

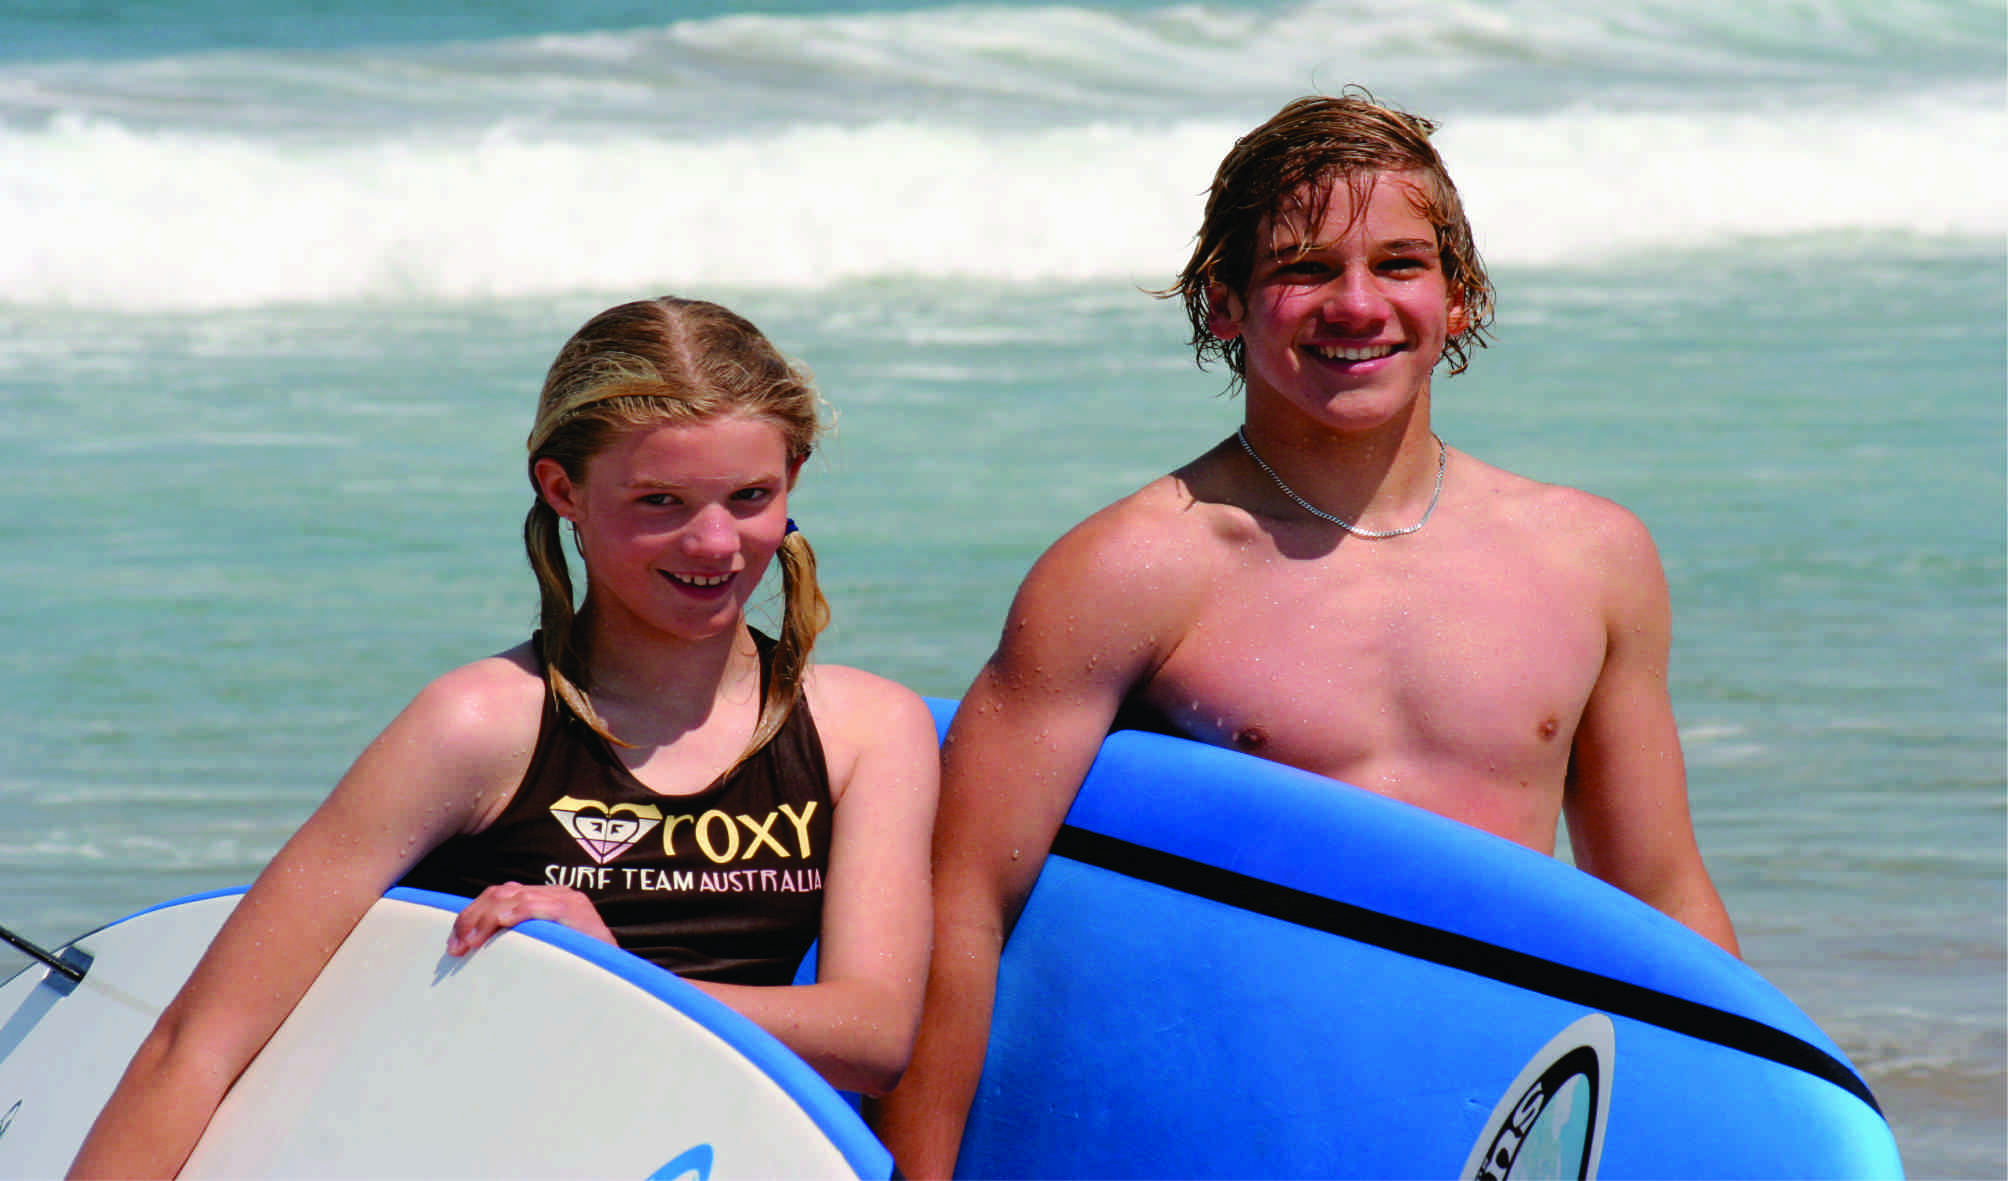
[0,924,89,992]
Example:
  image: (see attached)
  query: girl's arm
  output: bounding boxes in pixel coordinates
[67,653,543,1179]
[683,667,939,1096]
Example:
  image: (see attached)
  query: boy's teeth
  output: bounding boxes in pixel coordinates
[1315,344,1393,361]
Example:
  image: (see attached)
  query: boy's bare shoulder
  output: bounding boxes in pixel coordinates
[1045,446,1264,572]
[994,454,1256,676]
[1455,450,1663,572]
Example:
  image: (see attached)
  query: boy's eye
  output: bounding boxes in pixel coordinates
[1379,255,1433,274]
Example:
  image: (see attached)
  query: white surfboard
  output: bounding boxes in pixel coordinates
[0,887,890,1179]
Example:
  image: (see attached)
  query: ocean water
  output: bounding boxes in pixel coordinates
[2,0,2002,1174]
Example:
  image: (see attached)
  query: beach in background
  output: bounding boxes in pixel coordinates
[2,1,2002,1173]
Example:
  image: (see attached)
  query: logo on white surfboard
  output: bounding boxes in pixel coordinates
[648,1142,713,1180]
[1462,1013,1615,1181]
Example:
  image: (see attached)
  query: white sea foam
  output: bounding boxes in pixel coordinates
[2,90,1999,309]
[1442,93,2006,265]
[0,0,1999,306]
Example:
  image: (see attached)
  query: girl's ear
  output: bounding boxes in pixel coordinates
[533,457,582,520]
[786,454,807,490]
[1205,281,1245,341]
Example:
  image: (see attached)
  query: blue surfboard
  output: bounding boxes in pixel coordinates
[924,698,1901,1179]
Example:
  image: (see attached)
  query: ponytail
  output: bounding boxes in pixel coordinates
[738,524,830,763]
[523,497,623,743]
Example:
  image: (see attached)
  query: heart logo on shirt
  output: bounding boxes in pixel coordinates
[549,796,664,865]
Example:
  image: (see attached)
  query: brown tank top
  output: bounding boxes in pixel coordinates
[400,633,833,985]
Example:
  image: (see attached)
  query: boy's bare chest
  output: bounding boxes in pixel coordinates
[1140,544,1606,804]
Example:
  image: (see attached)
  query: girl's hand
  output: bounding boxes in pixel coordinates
[448,882,617,956]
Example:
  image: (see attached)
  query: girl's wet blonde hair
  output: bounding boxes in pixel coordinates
[525,296,830,766]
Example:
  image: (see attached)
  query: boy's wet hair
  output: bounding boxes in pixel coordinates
[524,296,830,765]
[1168,89,1495,382]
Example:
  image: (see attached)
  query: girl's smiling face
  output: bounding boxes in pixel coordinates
[537,413,799,644]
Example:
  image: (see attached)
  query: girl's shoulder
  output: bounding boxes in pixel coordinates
[800,661,931,735]
[798,662,938,795]
[421,639,544,705]
[393,641,549,770]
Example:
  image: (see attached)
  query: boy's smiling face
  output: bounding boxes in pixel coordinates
[1208,171,1468,433]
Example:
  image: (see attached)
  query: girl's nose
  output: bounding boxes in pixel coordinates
[680,504,739,557]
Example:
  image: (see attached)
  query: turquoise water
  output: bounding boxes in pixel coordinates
[2,0,2002,1173]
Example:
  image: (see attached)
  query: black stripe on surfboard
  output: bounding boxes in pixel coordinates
[1049,823,1884,1117]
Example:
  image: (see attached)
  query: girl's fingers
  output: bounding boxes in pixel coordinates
[447,883,606,956]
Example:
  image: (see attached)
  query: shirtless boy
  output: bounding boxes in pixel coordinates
[873,92,1739,1178]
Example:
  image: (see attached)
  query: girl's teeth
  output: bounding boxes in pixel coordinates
[676,573,730,587]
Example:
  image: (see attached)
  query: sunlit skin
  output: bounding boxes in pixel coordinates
[874,168,1738,1179]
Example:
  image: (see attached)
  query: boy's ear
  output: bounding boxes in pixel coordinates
[1205,281,1245,340]
[1446,283,1469,337]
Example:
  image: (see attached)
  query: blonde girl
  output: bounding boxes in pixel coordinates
[71,297,938,1178]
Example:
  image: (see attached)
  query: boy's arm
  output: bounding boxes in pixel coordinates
[1563,510,1740,957]
[871,507,1181,1178]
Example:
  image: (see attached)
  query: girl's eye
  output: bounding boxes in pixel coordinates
[639,493,679,507]
[734,486,776,503]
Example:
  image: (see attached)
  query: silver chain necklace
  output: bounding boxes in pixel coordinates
[1236,426,1448,539]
